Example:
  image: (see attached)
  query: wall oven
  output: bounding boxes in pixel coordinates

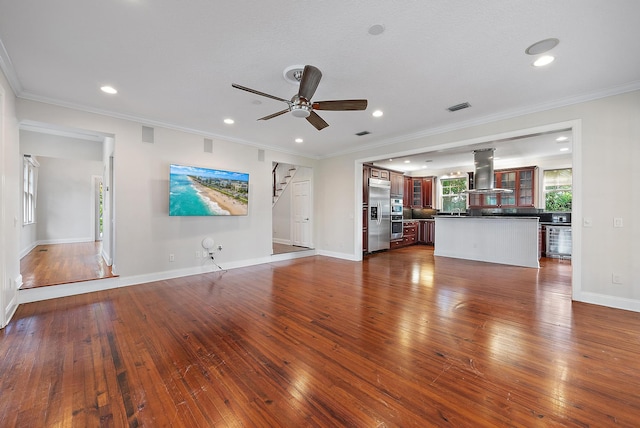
[390,198,403,240]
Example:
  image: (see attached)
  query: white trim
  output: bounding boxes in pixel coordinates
[570,120,583,304]
[36,237,95,245]
[0,38,22,95]
[18,250,320,304]
[273,238,293,245]
[12,80,640,161]
[317,249,360,262]
[326,81,640,159]
[576,292,640,313]
[353,120,588,305]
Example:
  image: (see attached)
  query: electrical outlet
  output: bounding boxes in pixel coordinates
[217,244,223,251]
[169,253,175,262]
[612,273,622,284]
[614,217,623,228]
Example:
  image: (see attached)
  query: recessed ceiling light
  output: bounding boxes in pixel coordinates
[560,147,569,152]
[556,136,569,142]
[100,85,117,94]
[525,38,560,55]
[372,110,383,117]
[368,24,385,36]
[224,118,235,124]
[388,158,393,162]
[295,138,303,143]
[404,160,410,164]
[533,55,555,67]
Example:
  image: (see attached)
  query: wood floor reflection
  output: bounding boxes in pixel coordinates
[20,242,117,289]
[3,246,640,426]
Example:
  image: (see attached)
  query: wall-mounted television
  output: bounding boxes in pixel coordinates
[169,164,249,216]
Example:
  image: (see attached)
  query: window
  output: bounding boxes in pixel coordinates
[23,155,39,225]
[441,177,467,212]
[544,168,572,211]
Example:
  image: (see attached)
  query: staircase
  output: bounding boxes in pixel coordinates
[272,163,297,206]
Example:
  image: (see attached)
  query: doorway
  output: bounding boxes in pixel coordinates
[357,120,580,297]
[272,162,314,255]
[18,122,116,288]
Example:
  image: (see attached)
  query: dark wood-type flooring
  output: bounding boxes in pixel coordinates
[20,242,117,289]
[3,246,640,426]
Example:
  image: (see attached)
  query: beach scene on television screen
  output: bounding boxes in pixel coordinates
[170,164,249,216]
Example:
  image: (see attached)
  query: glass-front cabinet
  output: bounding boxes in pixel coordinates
[469,166,537,208]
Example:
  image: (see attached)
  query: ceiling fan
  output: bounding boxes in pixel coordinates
[232,65,368,130]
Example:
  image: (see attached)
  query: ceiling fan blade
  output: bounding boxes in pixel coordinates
[258,109,290,121]
[306,111,329,130]
[298,65,322,101]
[312,99,368,111]
[231,83,290,104]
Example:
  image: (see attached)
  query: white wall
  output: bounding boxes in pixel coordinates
[5,82,640,316]
[15,99,318,285]
[34,156,103,244]
[316,90,640,312]
[19,130,104,253]
[0,69,20,328]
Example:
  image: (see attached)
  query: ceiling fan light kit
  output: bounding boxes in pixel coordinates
[232,65,368,130]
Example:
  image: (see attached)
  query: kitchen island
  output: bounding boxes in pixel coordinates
[434,216,539,268]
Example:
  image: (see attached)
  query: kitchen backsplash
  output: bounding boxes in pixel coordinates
[407,208,437,219]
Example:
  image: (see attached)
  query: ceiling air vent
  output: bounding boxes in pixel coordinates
[355,131,371,136]
[447,102,471,112]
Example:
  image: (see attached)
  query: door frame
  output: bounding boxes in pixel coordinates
[291,179,313,248]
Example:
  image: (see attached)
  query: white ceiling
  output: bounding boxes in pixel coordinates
[1,1,639,159]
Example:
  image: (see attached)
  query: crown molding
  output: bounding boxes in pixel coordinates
[321,80,640,159]
[0,38,23,95]
[17,91,322,160]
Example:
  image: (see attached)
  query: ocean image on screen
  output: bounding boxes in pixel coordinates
[169,164,249,216]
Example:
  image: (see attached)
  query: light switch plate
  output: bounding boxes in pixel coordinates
[583,217,593,227]
[614,217,623,228]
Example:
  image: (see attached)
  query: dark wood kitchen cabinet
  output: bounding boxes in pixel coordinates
[402,221,418,246]
[390,171,404,197]
[363,165,370,205]
[369,168,390,180]
[362,206,368,253]
[403,176,412,207]
[468,167,536,208]
[419,220,435,245]
[422,177,434,208]
[409,176,435,208]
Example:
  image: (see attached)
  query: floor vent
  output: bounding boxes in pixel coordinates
[447,102,471,112]
[355,131,371,136]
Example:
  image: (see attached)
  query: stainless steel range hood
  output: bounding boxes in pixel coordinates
[466,148,513,194]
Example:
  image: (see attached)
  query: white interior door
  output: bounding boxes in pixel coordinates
[292,180,312,247]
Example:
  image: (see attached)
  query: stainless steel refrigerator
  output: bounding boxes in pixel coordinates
[368,178,391,252]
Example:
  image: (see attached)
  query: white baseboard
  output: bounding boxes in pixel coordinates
[20,238,96,259]
[19,243,37,259]
[18,251,318,304]
[575,291,640,313]
[37,237,95,245]
[316,249,360,261]
[273,238,292,245]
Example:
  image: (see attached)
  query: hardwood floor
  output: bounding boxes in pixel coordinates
[20,242,117,289]
[3,246,640,426]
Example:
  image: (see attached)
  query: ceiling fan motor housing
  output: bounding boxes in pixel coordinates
[290,95,311,118]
